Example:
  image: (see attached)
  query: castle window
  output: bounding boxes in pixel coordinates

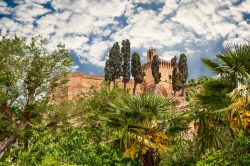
[169,75,172,80]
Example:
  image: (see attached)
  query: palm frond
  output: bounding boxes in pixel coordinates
[201,58,224,74]
[197,126,227,152]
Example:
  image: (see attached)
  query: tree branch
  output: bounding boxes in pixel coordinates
[0,135,17,157]
[1,101,14,126]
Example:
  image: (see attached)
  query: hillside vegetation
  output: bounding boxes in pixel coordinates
[0,36,249,166]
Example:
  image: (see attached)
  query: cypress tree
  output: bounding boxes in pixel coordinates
[121,39,131,90]
[131,52,144,94]
[178,53,188,95]
[104,59,112,86]
[171,56,180,96]
[109,42,122,86]
[151,55,161,88]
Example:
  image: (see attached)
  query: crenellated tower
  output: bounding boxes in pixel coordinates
[147,48,156,61]
[142,49,173,96]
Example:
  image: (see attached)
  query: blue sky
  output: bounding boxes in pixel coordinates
[0,0,250,79]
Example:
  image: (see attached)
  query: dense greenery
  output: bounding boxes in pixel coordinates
[0,36,249,165]
[1,126,140,166]
[0,35,71,155]
[171,56,181,96]
[151,55,161,86]
[171,54,188,96]
[121,39,131,90]
[104,59,112,85]
[178,54,188,95]
[108,42,122,85]
[131,52,145,94]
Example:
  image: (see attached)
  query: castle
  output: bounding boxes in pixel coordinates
[51,49,178,103]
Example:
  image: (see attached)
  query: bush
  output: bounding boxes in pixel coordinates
[160,141,199,166]
[0,127,140,166]
[196,134,250,166]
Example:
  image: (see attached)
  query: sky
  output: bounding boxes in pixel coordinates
[0,0,250,79]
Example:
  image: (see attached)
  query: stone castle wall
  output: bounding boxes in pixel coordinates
[66,73,141,100]
[51,49,179,103]
[142,60,173,96]
[141,49,174,96]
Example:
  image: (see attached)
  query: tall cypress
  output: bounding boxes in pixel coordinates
[121,39,131,90]
[104,59,112,86]
[109,42,122,86]
[151,55,161,87]
[178,53,188,95]
[171,56,180,96]
[131,52,144,94]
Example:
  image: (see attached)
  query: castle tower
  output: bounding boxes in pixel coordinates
[147,49,156,62]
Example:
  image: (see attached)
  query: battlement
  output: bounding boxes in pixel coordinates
[147,48,156,62]
[51,48,178,103]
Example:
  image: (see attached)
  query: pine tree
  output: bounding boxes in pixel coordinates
[131,52,144,94]
[121,39,131,90]
[109,42,122,86]
[151,55,161,87]
[104,59,112,86]
[178,53,188,95]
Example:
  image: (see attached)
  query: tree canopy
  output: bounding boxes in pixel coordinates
[0,35,72,155]
[151,55,161,85]
[121,39,131,90]
[131,52,144,94]
[108,42,122,85]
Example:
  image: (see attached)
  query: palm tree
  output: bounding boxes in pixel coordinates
[202,43,250,87]
[103,93,174,166]
[189,79,232,152]
[186,43,250,152]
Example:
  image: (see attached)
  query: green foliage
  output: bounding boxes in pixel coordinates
[171,56,181,95]
[178,53,188,84]
[202,43,250,85]
[131,52,144,94]
[194,79,232,111]
[104,59,112,85]
[105,93,174,165]
[151,55,161,85]
[121,39,131,89]
[190,79,233,152]
[0,126,139,166]
[160,142,199,166]
[1,37,249,166]
[131,52,144,84]
[109,42,122,84]
[47,85,129,143]
[187,43,250,156]
[0,35,72,154]
[196,134,250,166]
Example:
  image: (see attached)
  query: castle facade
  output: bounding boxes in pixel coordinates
[51,49,175,104]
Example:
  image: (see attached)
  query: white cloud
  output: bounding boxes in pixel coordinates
[224,22,250,46]
[13,3,51,22]
[51,0,87,13]
[161,0,179,15]
[132,0,165,4]
[70,64,80,71]
[25,0,51,4]
[0,1,12,15]
[87,0,128,18]
[171,0,241,38]
[1,0,250,78]
[0,18,34,36]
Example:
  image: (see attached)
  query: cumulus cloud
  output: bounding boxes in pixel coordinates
[0,1,12,15]
[13,3,51,22]
[0,0,250,78]
[25,0,51,4]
